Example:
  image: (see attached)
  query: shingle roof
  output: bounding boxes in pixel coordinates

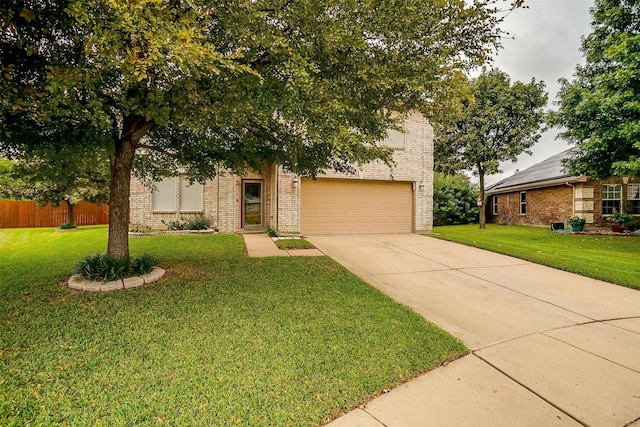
[486,148,583,193]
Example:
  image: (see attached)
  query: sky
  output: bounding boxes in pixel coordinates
[482,0,594,185]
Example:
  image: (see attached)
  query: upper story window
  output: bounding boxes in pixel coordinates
[602,184,621,215]
[381,127,405,149]
[152,176,203,213]
[628,184,640,215]
[519,191,527,215]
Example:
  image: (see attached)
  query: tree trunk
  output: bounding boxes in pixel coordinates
[67,200,74,226]
[107,115,154,261]
[478,169,486,229]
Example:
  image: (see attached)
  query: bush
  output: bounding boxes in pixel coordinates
[184,215,212,230]
[264,226,278,237]
[76,253,157,281]
[433,173,480,226]
[59,222,77,229]
[161,215,212,231]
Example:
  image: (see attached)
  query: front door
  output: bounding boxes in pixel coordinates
[242,180,263,228]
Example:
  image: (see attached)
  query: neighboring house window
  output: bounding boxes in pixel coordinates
[491,195,498,216]
[152,176,203,213]
[519,191,527,215]
[629,184,640,215]
[602,184,621,215]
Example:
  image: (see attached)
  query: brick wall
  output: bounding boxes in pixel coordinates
[489,185,574,227]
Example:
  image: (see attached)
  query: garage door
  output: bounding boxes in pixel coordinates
[301,179,413,234]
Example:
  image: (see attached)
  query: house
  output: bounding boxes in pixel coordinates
[485,148,640,228]
[130,111,434,234]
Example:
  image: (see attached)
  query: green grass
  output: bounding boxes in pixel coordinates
[274,238,316,250]
[430,224,640,290]
[0,226,466,426]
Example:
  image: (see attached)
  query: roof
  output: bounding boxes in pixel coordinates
[486,148,585,194]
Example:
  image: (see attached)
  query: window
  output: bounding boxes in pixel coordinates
[602,184,621,215]
[629,184,640,215]
[491,195,498,216]
[382,128,405,149]
[519,191,527,215]
[152,176,203,213]
[180,178,204,212]
[152,177,177,212]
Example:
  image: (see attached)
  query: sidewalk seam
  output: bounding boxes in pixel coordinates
[471,352,588,427]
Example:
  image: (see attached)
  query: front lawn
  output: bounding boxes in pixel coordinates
[0,226,466,426]
[430,224,640,290]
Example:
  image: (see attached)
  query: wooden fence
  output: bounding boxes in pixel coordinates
[0,200,109,228]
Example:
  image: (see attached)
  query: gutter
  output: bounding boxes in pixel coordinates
[486,175,587,195]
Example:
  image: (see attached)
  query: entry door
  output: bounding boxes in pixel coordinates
[242,180,263,227]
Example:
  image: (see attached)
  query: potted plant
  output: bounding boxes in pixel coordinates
[606,212,633,233]
[567,216,586,232]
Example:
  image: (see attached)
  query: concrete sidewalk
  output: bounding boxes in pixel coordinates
[308,234,640,427]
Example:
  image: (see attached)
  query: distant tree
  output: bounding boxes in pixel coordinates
[435,69,547,228]
[433,173,479,226]
[11,147,110,226]
[1,0,520,260]
[551,0,640,178]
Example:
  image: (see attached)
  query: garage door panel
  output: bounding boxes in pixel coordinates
[301,179,412,234]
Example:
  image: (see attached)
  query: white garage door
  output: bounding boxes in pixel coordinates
[301,179,413,234]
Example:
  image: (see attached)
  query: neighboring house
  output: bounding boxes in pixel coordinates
[130,111,434,234]
[485,148,640,228]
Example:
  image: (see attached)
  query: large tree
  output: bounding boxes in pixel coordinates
[435,69,547,228]
[1,0,519,260]
[552,0,640,178]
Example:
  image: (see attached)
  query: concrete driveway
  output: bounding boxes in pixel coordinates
[307,234,640,427]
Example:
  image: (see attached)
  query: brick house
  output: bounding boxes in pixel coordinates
[485,148,640,228]
[130,111,434,234]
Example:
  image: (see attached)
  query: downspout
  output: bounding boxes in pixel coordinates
[216,166,220,231]
[565,182,575,217]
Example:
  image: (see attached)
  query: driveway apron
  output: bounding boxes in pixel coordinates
[308,234,640,427]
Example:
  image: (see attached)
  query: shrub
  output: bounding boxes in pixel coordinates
[59,222,77,229]
[264,226,278,237]
[76,253,157,281]
[184,215,212,230]
[433,173,480,226]
[161,219,186,231]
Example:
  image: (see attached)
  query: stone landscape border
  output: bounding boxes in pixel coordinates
[67,267,166,292]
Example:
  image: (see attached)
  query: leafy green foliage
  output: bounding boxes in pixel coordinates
[76,252,157,281]
[435,69,547,227]
[1,0,522,260]
[0,158,27,199]
[0,227,466,425]
[551,0,640,178]
[264,226,278,238]
[430,224,640,290]
[59,222,77,230]
[433,173,480,226]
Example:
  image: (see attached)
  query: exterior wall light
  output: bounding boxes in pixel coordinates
[292,179,299,189]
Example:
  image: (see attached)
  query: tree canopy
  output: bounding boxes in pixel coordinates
[434,68,547,228]
[1,0,522,259]
[552,0,640,178]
